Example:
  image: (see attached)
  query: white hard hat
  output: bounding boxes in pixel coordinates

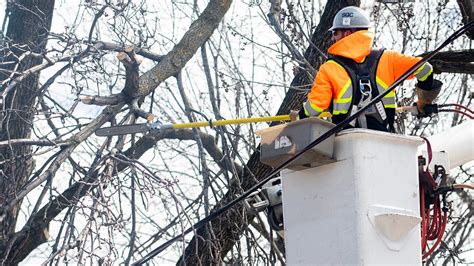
[329,6,371,31]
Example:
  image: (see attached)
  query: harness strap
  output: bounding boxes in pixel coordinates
[331,49,390,130]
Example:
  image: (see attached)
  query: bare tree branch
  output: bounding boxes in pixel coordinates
[420,50,474,74]
[0,138,68,148]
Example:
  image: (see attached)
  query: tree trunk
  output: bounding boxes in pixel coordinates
[178,1,360,265]
[0,0,55,264]
[457,0,474,39]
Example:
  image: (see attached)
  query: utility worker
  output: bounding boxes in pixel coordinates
[298,6,442,132]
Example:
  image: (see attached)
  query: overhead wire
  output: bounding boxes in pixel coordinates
[134,20,474,265]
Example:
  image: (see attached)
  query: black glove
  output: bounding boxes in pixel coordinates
[416,103,439,118]
[416,78,442,116]
[298,108,309,119]
[416,73,434,91]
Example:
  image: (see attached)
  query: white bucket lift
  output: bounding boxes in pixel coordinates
[257,119,425,265]
[419,120,474,170]
[256,119,473,264]
[281,129,423,264]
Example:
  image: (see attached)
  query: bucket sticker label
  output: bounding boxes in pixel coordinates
[275,136,292,149]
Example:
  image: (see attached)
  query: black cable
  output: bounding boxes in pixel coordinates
[134,20,474,265]
[438,109,474,119]
[438,103,474,114]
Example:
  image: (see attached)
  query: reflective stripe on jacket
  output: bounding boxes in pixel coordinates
[304,30,433,117]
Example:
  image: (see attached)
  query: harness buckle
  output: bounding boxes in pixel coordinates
[359,77,372,97]
[357,76,387,127]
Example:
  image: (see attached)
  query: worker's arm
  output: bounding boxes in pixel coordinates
[299,64,334,119]
[390,51,441,115]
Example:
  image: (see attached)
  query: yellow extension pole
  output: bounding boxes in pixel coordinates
[171,114,291,129]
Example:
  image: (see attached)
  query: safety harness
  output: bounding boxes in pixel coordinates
[330,49,395,132]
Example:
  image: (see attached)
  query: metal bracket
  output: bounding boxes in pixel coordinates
[243,190,269,214]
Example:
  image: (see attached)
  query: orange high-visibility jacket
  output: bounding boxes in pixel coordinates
[303,30,432,118]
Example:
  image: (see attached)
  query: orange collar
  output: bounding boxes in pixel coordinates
[328,30,374,63]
